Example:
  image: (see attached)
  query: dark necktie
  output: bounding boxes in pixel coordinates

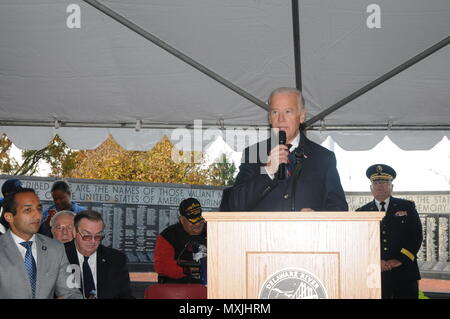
[83,256,96,299]
[380,201,386,211]
[20,241,37,298]
[286,144,296,177]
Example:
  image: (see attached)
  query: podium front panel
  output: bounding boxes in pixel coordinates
[205,212,383,299]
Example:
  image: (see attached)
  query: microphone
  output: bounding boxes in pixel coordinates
[277,130,287,180]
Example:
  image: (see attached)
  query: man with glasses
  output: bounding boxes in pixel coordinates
[64,210,133,299]
[50,211,76,243]
[357,164,423,299]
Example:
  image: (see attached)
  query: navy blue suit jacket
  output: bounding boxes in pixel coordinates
[356,196,422,281]
[228,132,348,212]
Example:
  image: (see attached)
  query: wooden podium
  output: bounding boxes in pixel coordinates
[203,211,384,299]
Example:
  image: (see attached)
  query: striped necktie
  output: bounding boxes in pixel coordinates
[20,241,37,298]
[286,144,296,177]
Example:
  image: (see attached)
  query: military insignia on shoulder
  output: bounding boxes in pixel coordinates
[395,211,407,217]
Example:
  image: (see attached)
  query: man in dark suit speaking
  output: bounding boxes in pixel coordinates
[228,87,348,212]
[64,210,133,299]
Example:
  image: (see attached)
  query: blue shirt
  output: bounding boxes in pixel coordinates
[41,202,87,224]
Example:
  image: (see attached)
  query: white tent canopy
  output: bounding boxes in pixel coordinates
[0,0,449,151]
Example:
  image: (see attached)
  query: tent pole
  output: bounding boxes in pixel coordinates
[304,35,450,128]
[1,120,449,131]
[291,0,302,91]
[82,0,269,111]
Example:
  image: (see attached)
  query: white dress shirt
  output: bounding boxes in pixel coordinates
[76,249,98,290]
[10,232,38,264]
[266,133,300,179]
[375,197,390,211]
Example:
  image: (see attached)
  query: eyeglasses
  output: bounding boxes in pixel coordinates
[77,230,105,241]
[53,225,74,233]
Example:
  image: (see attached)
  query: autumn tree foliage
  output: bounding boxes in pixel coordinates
[0,134,18,174]
[68,135,235,185]
[1,134,236,186]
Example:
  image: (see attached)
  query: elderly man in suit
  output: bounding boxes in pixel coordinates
[50,211,76,243]
[0,188,82,299]
[356,164,423,299]
[228,87,348,212]
[64,210,133,299]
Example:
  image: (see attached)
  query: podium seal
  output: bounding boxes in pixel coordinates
[259,268,328,299]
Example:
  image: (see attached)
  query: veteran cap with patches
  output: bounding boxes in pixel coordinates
[366,164,396,182]
[179,197,204,224]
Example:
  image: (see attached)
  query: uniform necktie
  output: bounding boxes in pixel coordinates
[286,144,296,177]
[20,241,37,298]
[83,256,96,298]
[380,201,386,211]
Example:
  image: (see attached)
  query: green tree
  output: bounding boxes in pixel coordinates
[15,135,78,177]
[207,153,237,186]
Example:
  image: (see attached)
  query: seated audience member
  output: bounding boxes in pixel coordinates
[154,198,207,284]
[50,211,76,243]
[0,178,23,234]
[0,188,82,299]
[40,181,87,237]
[65,210,133,299]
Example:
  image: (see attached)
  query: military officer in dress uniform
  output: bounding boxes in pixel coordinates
[357,164,423,299]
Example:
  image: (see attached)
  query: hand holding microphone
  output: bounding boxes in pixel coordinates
[265,130,290,177]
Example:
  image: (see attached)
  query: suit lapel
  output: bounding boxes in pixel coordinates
[35,234,50,299]
[64,241,84,296]
[96,245,107,298]
[4,231,32,298]
[287,131,309,186]
[369,200,379,211]
[66,240,80,266]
